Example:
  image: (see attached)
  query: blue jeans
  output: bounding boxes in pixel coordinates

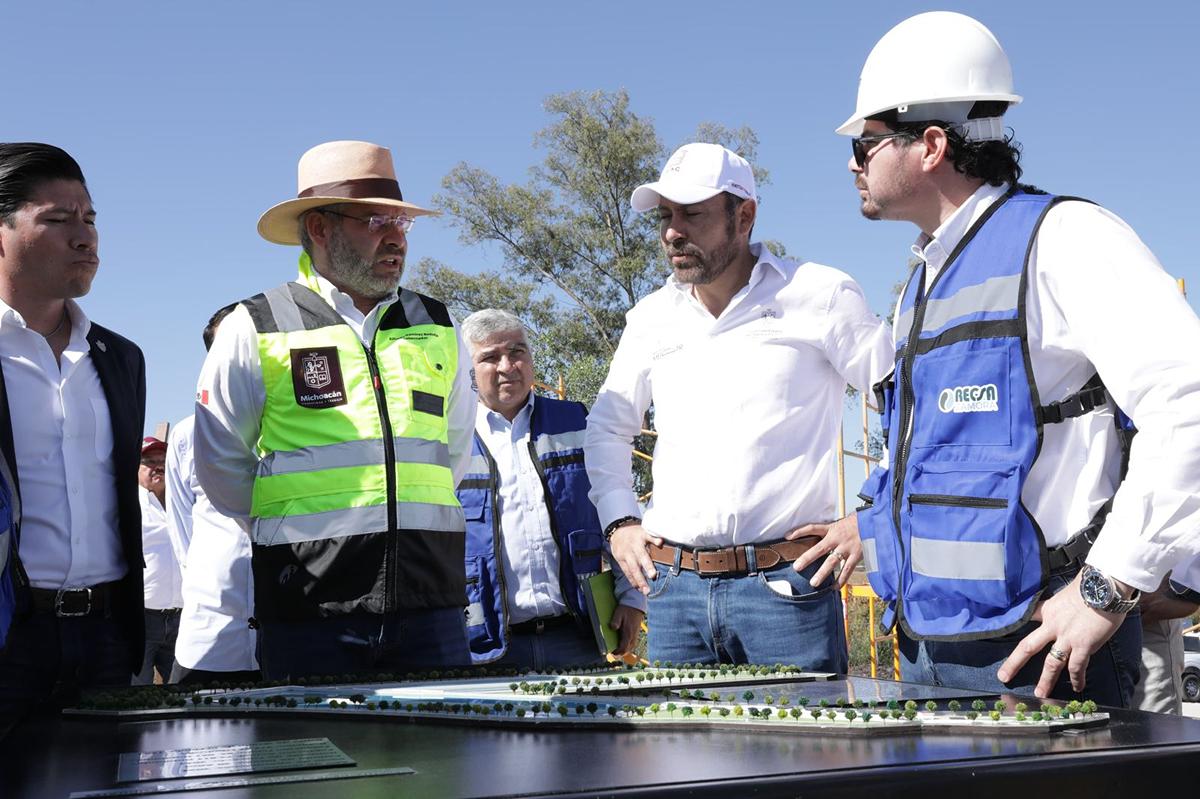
[0,611,132,738]
[645,551,848,671]
[490,623,605,671]
[898,568,1142,707]
[133,608,180,685]
[257,607,471,681]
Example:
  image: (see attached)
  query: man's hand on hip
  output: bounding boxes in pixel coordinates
[997,571,1128,698]
[609,524,662,595]
[786,515,862,589]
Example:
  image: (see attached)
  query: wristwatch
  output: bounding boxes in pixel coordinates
[1079,565,1140,614]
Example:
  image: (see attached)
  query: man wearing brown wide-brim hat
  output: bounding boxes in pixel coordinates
[193,140,476,681]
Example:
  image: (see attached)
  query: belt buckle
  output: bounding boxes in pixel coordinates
[55,587,92,617]
[692,547,728,577]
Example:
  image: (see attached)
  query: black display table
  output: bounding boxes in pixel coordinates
[5,676,1200,798]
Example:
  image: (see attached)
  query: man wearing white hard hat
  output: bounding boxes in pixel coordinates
[798,11,1200,706]
[586,142,891,668]
[194,141,476,680]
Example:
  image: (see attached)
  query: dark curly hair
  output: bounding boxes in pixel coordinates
[868,102,1026,188]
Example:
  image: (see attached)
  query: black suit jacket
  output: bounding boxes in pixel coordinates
[0,322,147,669]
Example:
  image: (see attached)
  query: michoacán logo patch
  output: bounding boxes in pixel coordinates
[938,384,999,413]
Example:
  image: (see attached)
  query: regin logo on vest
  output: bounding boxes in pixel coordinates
[938,384,999,413]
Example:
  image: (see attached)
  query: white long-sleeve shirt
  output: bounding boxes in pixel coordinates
[0,298,124,589]
[586,244,894,547]
[140,487,182,609]
[167,414,257,672]
[901,183,1200,592]
[193,271,475,527]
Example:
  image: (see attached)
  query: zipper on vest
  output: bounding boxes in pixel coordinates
[908,494,1008,509]
[526,439,578,622]
[364,342,398,612]
[890,270,926,616]
[480,442,513,651]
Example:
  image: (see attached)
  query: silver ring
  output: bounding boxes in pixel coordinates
[832,550,846,563]
[1048,647,1067,662]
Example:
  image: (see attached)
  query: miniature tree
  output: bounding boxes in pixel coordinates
[587,702,599,717]
[678,689,690,700]
[902,708,917,721]
[835,697,847,708]
[966,711,978,721]
[790,708,802,721]
[776,709,787,720]
[666,702,677,717]
[809,708,821,722]
[948,700,961,713]
[649,703,660,715]
[542,702,552,715]
[743,690,755,703]
[557,705,569,718]
[701,706,712,718]
[734,705,745,718]
[764,694,775,705]
[516,708,526,718]
[887,699,899,711]
[862,711,873,723]
[608,706,619,718]
[681,706,694,719]
[747,707,759,718]
[575,705,585,716]
[904,700,918,712]
[1032,711,1043,721]
[709,692,720,702]
[825,709,837,721]
[1014,702,1028,714]
[665,670,676,684]
[510,683,519,693]
[924,700,937,713]
[779,696,790,707]
[719,707,731,718]
[819,699,830,709]
[1081,700,1098,715]
[845,709,858,722]
[1015,711,1026,722]
[1066,700,1082,717]
[993,700,1007,714]
[971,699,986,713]
[989,710,1001,721]
[798,697,810,708]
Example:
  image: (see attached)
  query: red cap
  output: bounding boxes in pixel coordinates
[141,436,167,456]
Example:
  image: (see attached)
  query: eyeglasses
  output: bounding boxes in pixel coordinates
[319,209,415,234]
[851,132,911,168]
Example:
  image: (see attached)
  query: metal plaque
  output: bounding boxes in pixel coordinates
[116,737,354,783]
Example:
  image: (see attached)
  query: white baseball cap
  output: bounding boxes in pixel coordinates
[631,142,757,213]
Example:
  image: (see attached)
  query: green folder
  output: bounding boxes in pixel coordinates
[580,571,620,655]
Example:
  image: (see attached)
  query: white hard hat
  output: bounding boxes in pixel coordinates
[836,11,1022,138]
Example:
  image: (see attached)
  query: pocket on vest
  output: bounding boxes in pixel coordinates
[911,346,1014,449]
[565,529,603,577]
[905,461,1019,608]
[856,467,899,603]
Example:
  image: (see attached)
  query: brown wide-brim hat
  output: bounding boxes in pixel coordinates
[257,140,439,245]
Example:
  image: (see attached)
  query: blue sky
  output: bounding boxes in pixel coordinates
[8,1,1198,430]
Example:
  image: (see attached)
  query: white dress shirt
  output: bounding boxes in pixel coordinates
[586,244,894,547]
[167,414,257,671]
[0,297,124,588]
[193,270,475,525]
[140,487,183,609]
[478,394,567,623]
[899,183,1200,592]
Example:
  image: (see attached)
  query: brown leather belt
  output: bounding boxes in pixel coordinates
[648,537,819,576]
[28,582,118,618]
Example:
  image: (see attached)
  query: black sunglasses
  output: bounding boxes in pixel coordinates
[851,132,911,168]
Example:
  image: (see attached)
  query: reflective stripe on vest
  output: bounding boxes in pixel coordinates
[245,272,462,544]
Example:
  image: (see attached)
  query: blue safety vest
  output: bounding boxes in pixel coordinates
[858,189,1131,641]
[457,396,604,664]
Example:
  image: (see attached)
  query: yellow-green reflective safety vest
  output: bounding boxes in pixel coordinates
[242,262,464,551]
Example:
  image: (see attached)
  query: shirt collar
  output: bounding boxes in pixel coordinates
[479,391,535,432]
[0,296,92,339]
[911,183,1010,278]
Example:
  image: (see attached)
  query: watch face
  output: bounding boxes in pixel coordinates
[1081,567,1114,609]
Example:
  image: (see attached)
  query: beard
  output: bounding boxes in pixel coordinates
[665,223,740,286]
[323,225,405,301]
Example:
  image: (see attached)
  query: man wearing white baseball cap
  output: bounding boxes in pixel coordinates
[193,140,476,680]
[804,11,1200,706]
[586,142,891,668]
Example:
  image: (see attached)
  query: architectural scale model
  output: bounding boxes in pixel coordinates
[69,663,1109,737]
